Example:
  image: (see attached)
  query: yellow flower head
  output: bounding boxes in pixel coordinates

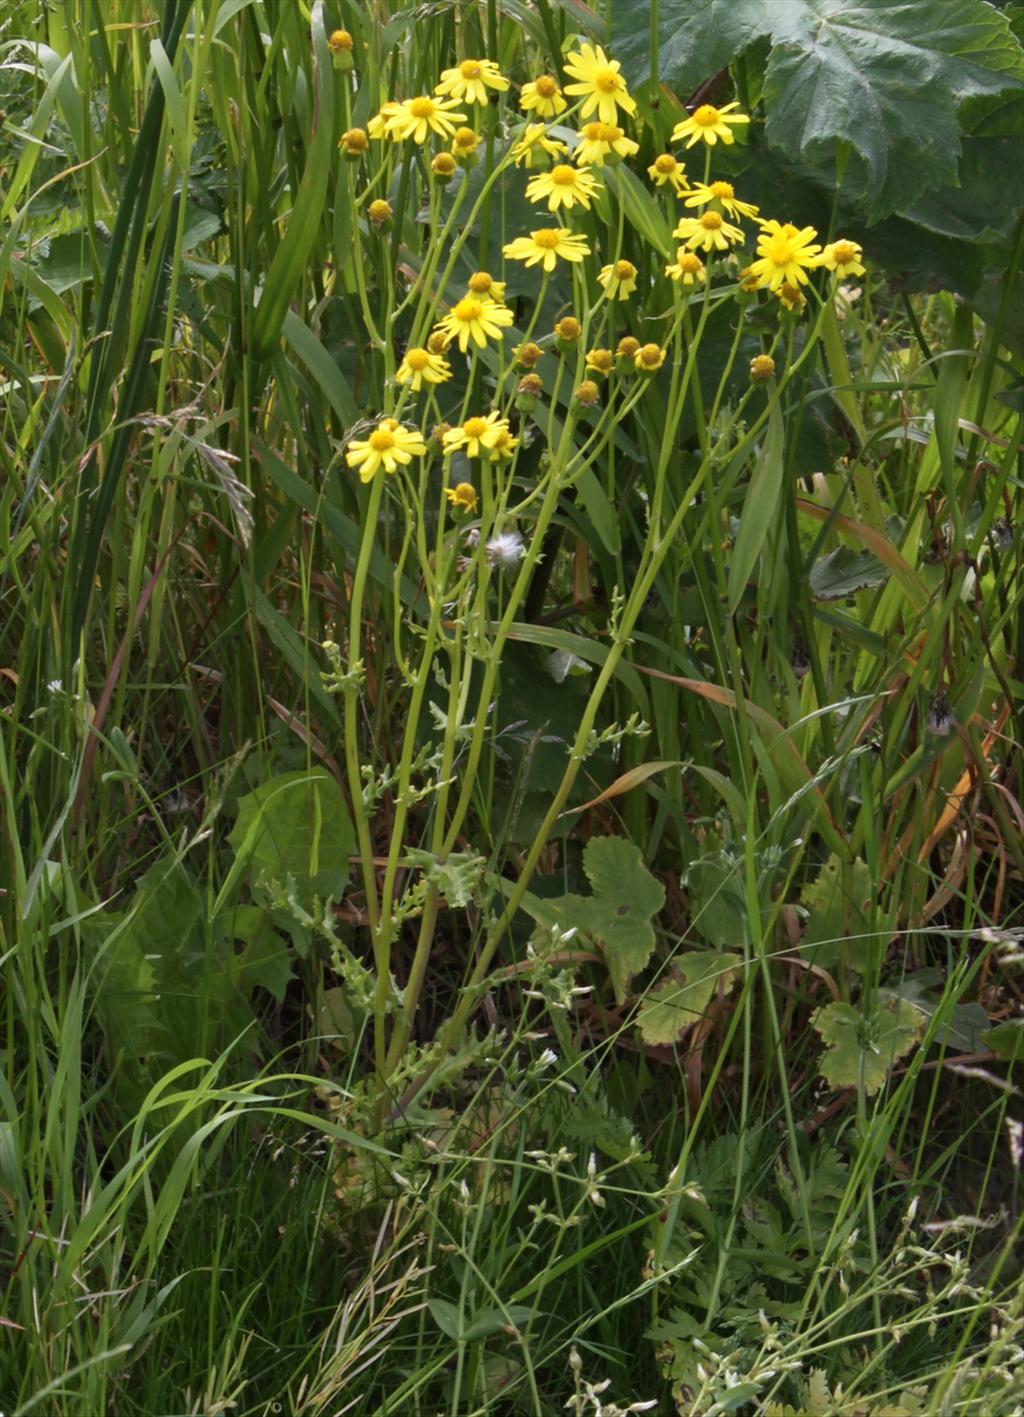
[616,335,640,361]
[563,43,637,126]
[665,248,706,286]
[673,210,744,253]
[648,153,688,195]
[555,316,582,343]
[574,379,601,408]
[467,271,506,300]
[434,295,515,352]
[573,121,639,167]
[634,342,665,373]
[445,481,479,512]
[684,179,759,222]
[510,123,568,168]
[451,126,480,159]
[367,198,392,229]
[520,74,567,118]
[396,346,452,392]
[339,127,368,156]
[328,29,353,52]
[749,220,822,289]
[750,354,776,382]
[671,101,750,149]
[431,151,457,180]
[526,162,600,212]
[515,342,543,369]
[387,95,467,144]
[443,412,511,458]
[503,227,591,272]
[368,102,401,140]
[776,282,807,314]
[346,420,427,482]
[585,347,614,376]
[819,238,865,278]
[435,57,509,106]
[597,259,638,301]
[517,371,544,397]
[487,425,519,461]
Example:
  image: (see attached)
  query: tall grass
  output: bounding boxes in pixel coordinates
[1,1,1021,1412]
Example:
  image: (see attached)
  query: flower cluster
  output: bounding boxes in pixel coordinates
[344,39,867,498]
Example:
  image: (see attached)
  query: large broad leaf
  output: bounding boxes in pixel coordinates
[638,951,741,1045]
[611,0,1023,219]
[812,997,924,1094]
[563,837,666,1003]
[228,769,354,905]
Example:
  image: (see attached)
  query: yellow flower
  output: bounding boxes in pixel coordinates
[435,57,509,106]
[515,341,543,369]
[648,153,688,195]
[445,481,479,512]
[346,419,427,482]
[776,282,807,314]
[526,162,600,212]
[574,380,601,408]
[328,29,353,52]
[749,220,822,289]
[634,343,665,373]
[434,295,515,352]
[671,101,750,148]
[819,238,865,278]
[750,354,776,382]
[597,259,638,300]
[339,127,368,156]
[368,102,401,140]
[554,316,582,343]
[467,271,506,300]
[451,126,480,160]
[396,346,452,392]
[510,123,568,168]
[443,412,510,458]
[585,348,614,376]
[673,210,744,252]
[573,121,639,167]
[487,425,519,461]
[563,43,637,126]
[683,179,759,222]
[616,335,640,361]
[517,371,544,397]
[367,199,392,229]
[431,152,457,181]
[520,74,567,118]
[665,248,706,286]
[387,95,467,144]
[503,227,591,272]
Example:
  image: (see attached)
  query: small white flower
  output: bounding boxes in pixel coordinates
[536,1047,559,1069]
[47,678,64,694]
[485,531,526,566]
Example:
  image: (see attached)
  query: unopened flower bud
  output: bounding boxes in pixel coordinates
[339,127,367,157]
[615,335,639,371]
[431,151,457,182]
[750,353,776,381]
[367,198,392,229]
[328,29,355,70]
[554,316,581,347]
